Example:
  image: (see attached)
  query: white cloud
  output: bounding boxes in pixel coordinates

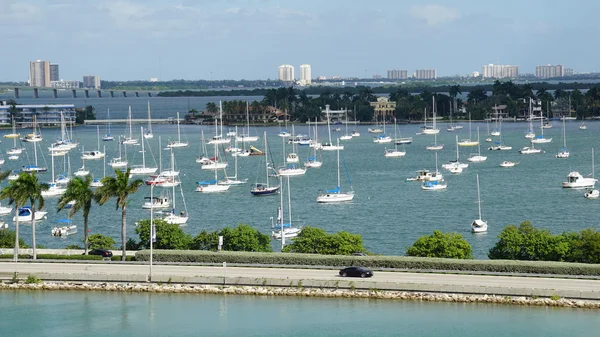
[409,4,460,26]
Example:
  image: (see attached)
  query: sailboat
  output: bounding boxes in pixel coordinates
[42,144,66,197]
[272,175,302,241]
[373,117,392,143]
[4,116,20,139]
[487,118,512,151]
[384,119,406,157]
[251,132,280,196]
[109,139,128,168]
[421,153,447,190]
[122,106,139,145]
[90,146,106,188]
[22,141,47,173]
[485,119,493,142]
[304,119,323,168]
[196,142,230,193]
[167,112,189,148]
[144,101,153,139]
[81,126,105,160]
[103,108,114,141]
[6,116,24,158]
[562,148,597,189]
[209,102,231,145]
[317,139,354,203]
[130,127,158,175]
[447,101,456,132]
[74,146,90,177]
[278,135,306,176]
[580,122,587,130]
[491,106,501,136]
[471,174,488,233]
[286,125,300,163]
[422,97,440,135]
[21,114,42,143]
[519,142,543,154]
[442,136,469,171]
[340,110,353,140]
[321,105,344,151]
[351,118,360,137]
[458,111,479,147]
[219,136,248,186]
[467,127,487,162]
[236,102,259,142]
[524,99,536,139]
[161,153,189,225]
[425,129,444,151]
[556,117,570,158]
[531,108,552,144]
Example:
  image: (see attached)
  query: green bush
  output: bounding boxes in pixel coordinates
[406,230,473,259]
[34,254,104,260]
[134,250,600,276]
[136,219,192,250]
[25,275,41,284]
[0,229,29,248]
[190,224,272,252]
[282,227,366,255]
[88,234,116,250]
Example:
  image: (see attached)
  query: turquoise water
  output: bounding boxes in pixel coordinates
[2,96,600,258]
[1,291,598,337]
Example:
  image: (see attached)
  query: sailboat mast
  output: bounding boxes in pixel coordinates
[140,127,146,167]
[477,127,481,155]
[213,143,218,182]
[177,112,181,142]
[476,174,482,219]
[34,139,38,166]
[455,135,459,161]
[128,106,133,139]
[103,145,106,177]
[336,138,341,188]
[432,97,436,130]
[158,136,162,172]
[326,105,332,144]
[216,102,221,136]
[147,101,152,134]
[50,144,55,183]
[563,118,567,148]
[279,174,285,247]
[264,131,269,188]
[287,175,292,240]
[96,125,100,150]
[107,108,111,135]
[246,101,250,136]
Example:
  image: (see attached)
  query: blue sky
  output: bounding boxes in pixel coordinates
[2,0,598,81]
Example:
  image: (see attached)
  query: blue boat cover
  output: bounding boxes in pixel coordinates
[326,186,341,193]
[423,181,438,187]
[56,219,72,223]
[197,180,217,185]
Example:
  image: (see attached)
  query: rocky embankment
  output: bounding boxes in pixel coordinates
[1,281,599,309]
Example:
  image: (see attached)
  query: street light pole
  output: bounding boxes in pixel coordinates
[149,183,154,281]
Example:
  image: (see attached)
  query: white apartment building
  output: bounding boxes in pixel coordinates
[300,64,311,85]
[481,64,519,78]
[278,64,295,82]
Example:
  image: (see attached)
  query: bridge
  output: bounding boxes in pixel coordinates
[83,118,178,125]
[0,85,158,99]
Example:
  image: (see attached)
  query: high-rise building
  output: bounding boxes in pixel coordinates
[414,69,436,80]
[565,68,574,77]
[49,64,59,82]
[277,64,295,82]
[481,64,519,78]
[387,69,408,80]
[83,75,101,89]
[29,60,51,87]
[535,65,564,79]
[299,64,311,85]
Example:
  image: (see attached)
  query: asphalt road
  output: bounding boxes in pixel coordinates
[2,262,600,295]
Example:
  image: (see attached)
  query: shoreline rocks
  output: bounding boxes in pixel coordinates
[1,281,599,309]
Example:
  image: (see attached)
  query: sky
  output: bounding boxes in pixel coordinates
[2,0,598,81]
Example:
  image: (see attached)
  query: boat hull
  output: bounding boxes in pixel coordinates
[316,192,354,203]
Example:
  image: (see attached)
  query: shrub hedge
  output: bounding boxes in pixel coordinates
[0,254,135,261]
[135,250,600,276]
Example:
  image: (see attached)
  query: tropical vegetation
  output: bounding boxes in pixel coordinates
[406,230,473,259]
[57,176,94,254]
[281,226,367,255]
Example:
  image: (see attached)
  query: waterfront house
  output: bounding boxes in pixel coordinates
[370,97,396,122]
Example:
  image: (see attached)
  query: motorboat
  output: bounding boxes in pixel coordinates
[81,150,105,160]
[142,195,171,209]
[384,148,406,157]
[394,138,413,145]
[320,142,344,151]
[458,139,479,147]
[161,210,189,225]
[109,157,128,168]
[13,206,47,222]
[286,153,299,163]
[22,133,42,143]
[421,180,447,190]
[488,143,512,151]
[351,130,361,137]
[368,127,383,133]
[406,169,443,182]
[519,146,542,154]
[500,161,518,168]
[0,203,12,215]
[467,154,487,163]
[562,172,597,189]
[584,189,599,199]
[22,165,47,173]
[51,220,77,237]
[201,161,228,170]
[272,226,302,240]
[556,149,570,159]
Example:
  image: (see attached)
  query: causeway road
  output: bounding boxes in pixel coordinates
[2,262,600,300]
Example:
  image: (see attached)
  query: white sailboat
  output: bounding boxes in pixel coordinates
[236,102,259,142]
[500,161,519,168]
[109,140,128,168]
[219,136,248,186]
[161,156,189,225]
[21,114,42,143]
[122,106,139,145]
[471,174,488,233]
[384,119,406,157]
[143,101,153,139]
[351,118,360,137]
[22,140,47,173]
[196,130,211,164]
[81,126,105,160]
[142,190,170,209]
[485,119,493,142]
[6,116,24,158]
[286,125,300,163]
[130,127,158,175]
[422,98,440,135]
[196,142,231,193]
[251,132,280,196]
[531,109,552,144]
[339,110,353,140]
[487,117,512,151]
[317,139,354,203]
[304,119,323,168]
[90,146,106,188]
[467,127,487,162]
[580,122,587,130]
[458,111,479,147]
[426,129,444,151]
[321,105,344,151]
[4,115,20,139]
[278,135,306,176]
[562,148,597,189]
[42,144,66,197]
[490,106,501,136]
[103,108,114,141]
[167,112,189,148]
[525,99,536,139]
[74,147,90,177]
[272,175,302,242]
[447,101,456,132]
[209,102,231,145]
[556,117,570,158]
[422,153,447,190]
[442,136,469,170]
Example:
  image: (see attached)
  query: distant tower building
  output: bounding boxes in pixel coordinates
[414,69,436,80]
[49,64,59,82]
[535,65,564,79]
[29,60,51,87]
[482,64,519,78]
[83,75,101,89]
[564,68,574,77]
[277,64,295,82]
[300,64,311,85]
[387,69,408,80]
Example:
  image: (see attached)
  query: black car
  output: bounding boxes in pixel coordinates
[87,249,113,258]
[339,266,373,278]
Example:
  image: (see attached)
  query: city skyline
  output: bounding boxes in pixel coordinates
[2,0,599,81]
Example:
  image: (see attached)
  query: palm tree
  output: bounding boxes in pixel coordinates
[0,173,48,259]
[94,168,143,260]
[57,176,94,254]
[448,85,462,100]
